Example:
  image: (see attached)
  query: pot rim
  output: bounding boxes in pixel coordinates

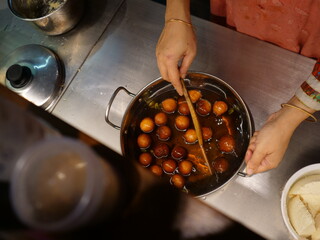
[118,71,253,196]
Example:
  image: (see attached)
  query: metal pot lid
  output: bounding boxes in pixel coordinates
[0,44,64,110]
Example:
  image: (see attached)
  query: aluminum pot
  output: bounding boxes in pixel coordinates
[7,0,84,35]
[106,72,253,197]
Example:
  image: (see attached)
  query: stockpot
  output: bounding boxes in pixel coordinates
[106,72,253,196]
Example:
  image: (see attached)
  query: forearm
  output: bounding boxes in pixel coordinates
[277,97,316,131]
[165,0,191,22]
[244,60,320,175]
[275,59,320,131]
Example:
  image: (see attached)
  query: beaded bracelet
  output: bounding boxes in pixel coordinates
[166,18,193,28]
[281,103,317,122]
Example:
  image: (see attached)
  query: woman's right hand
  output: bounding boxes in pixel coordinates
[156,21,197,96]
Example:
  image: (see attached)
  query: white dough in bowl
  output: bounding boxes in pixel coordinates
[288,195,316,237]
[300,194,320,218]
[289,175,320,196]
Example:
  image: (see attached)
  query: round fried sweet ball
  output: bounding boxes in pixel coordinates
[183,129,198,144]
[162,159,177,174]
[178,160,193,176]
[218,135,235,152]
[178,102,190,115]
[171,146,187,160]
[157,126,171,141]
[177,96,186,105]
[171,174,185,189]
[139,152,153,166]
[213,158,229,173]
[196,99,212,116]
[154,112,168,126]
[188,90,202,103]
[153,143,170,158]
[175,115,190,131]
[161,98,177,113]
[213,101,228,116]
[137,133,152,149]
[150,165,163,176]
[156,125,172,141]
[140,117,155,133]
[202,127,213,141]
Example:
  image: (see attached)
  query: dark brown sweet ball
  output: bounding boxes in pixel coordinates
[171,146,187,160]
[150,165,163,176]
[213,101,228,116]
[161,98,177,113]
[153,143,170,158]
[154,112,168,126]
[178,160,193,176]
[140,117,155,133]
[137,133,152,149]
[175,115,190,131]
[213,158,229,173]
[202,127,213,141]
[171,174,185,189]
[183,129,198,144]
[218,135,235,152]
[177,96,186,105]
[156,125,172,141]
[178,102,190,115]
[139,152,153,166]
[196,99,212,116]
[162,159,177,174]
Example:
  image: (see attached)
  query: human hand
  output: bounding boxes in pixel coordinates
[244,97,316,175]
[156,21,197,96]
[244,110,296,175]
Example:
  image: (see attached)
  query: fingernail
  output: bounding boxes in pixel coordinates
[246,168,254,176]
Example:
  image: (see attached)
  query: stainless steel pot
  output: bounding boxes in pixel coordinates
[7,0,84,35]
[106,72,253,197]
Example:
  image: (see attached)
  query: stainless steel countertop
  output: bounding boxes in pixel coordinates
[1,0,320,239]
[0,0,124,108]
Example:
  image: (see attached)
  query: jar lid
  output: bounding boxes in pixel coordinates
[0,44,64,110]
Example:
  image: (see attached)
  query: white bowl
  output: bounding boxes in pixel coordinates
[281,164,320,239]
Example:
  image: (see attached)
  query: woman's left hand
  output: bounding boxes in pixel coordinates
[244,110,295,175]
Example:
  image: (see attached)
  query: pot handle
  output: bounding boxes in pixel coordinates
[237,171,248,177]
[105,86,135,130]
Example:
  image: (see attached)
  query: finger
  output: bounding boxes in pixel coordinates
[254,159,274,174]
[157,60,169,82]
[255,150,284,174]
[179,52,196,79]
[248,131,258,146]
[247,137,257,151]
[167,62,183,96]
[244,140,256,164]
[244,149,253,163]
[253,131,259,137]
[246,149,266,175]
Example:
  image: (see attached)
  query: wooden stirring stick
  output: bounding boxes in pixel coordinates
[180,78,212,175]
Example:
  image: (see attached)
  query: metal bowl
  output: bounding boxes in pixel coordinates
[7,0,84,35]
